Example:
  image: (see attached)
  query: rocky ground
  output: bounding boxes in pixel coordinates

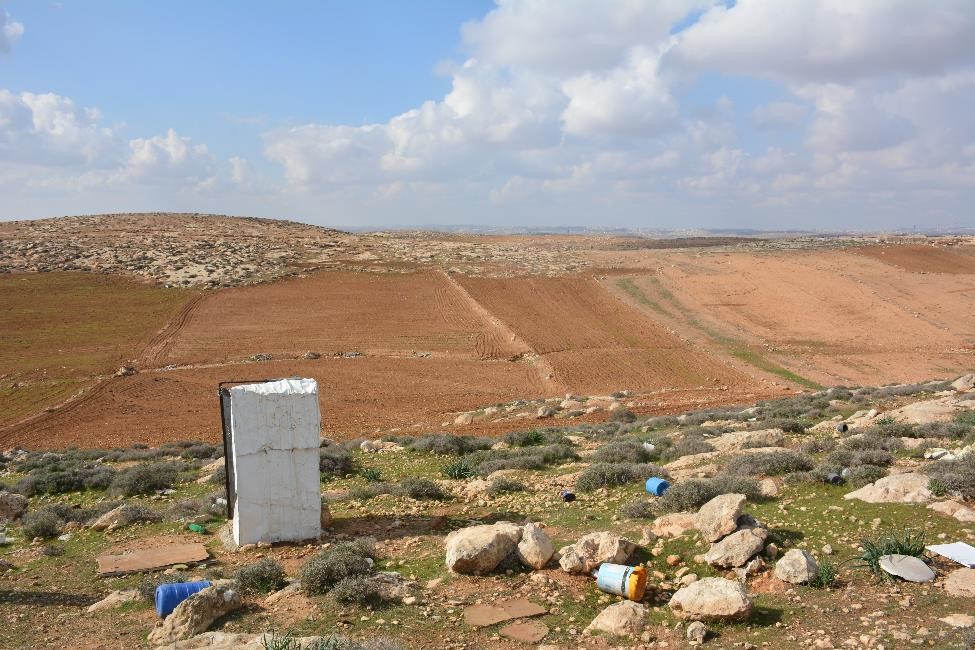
[3,375,975,648]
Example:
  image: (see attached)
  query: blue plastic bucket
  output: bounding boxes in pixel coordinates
[645,477,670,496]
[155,580,211,617]
[594,563,647,601]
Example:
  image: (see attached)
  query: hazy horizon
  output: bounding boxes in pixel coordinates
[2,1,974,231]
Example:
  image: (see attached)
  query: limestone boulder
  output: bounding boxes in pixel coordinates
[704,527,767,568]
[945,568,975,598]
[952,374,975,392]
[147,586,242,645]
[517,522,555,570]
[558,531,636,574]
[929,500,975,523]
[774,549,819,584]
[0,491,28,520]
[844,473,933,504]
[669,577,752,621]
[583,601,648,637]
[650,513,698,538]
[445,522,523,575]
[695,493,746,542]
[86,589,140,613]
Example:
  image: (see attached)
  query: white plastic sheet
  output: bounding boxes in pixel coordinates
[229,378,322,545]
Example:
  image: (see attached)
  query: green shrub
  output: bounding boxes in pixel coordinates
[235,558,288,594]
[916,421,970,439]
[842,434,903,452]
[855,530,926,580]
[845,465,888,487]
[13,464,117,496]
[360,468,382,482]
[575,462,665,492]
[40,543,65,557]
[114,503,162,526]
[927,454,975,499]
[619,499,655,519]
[408,434,492,455]
[109,462,180,496]
[441,459,476,480]
[319,445,354,477]
[799,437,834,454]
[207,465,227,485]
[329,576,383,606]
[810,559,838,589]
[398,478,447,500]
[656,476,761,513]
[348,482,396,501]
[724,451,814,476]
[929,478,949,497]
[299,540,375,595]
[609,409,637,423]
[487,478,525,496]
[764,418,806,434]
[503,429,567,447]
[21,508,62,539]
[591,440,652,464]
[658,437,715,462]
[956,411,975,427]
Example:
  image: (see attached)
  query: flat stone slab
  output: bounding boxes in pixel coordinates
[464,598,546,627]
[879,554,935,583]
[96,543,209,575]
[500,620,549,643]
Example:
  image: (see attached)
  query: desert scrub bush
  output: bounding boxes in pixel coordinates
[619,498,655,519]
[658,437,715,463]
[487,477,525,496]
[299,539,375,595]
[845,465,888,487]
[359,468,382,482]
[643,415,679,430]
[441,459,476,480]
[575,462,666,492]
[503,428,568,447]
[408,434,492,456]
[12,463,117,496]
[855,530,926,580]
[138,572,190,602]
[398,478,447,500]
[956,411,975,427]
[810,559,838,589]
[208,465,227,485]
[762,418,806,434]
[265,634,402,650]
[591,440,652,464]
[841,433,903,452]
[800,437,835,454]
[348,482,396,501]
[319,445,354,478]
[235,557,287,594]
[871,417,918,438]
[916,421,971,440]
[329,576,383,606]
[724,450,814,476]
[465,444,578,475]
[40,543,65,557]
[929,478,949,497]
[656,476,761,513]
[927,454,975,500]
[114,503,162,526]
[20,508,62,539]
[109,462,181,496]
[608,408,637,423]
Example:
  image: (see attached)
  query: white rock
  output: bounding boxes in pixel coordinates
[844,473,933,504]
[583,601,648,637]
[686,620,708,644]
[147,586,242,645]
[445,522,522,575]
[558,531,636,574]
[669,577,752,621]
[695,493,746,542]
[87,589,140,613]
[704,527,767,568]
[517,522,555,570]
[774,549,819,584]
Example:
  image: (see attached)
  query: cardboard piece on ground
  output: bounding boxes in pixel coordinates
[96,543,209,575]
[500,620,549,643]
[464,598,547,627]
[927,542,975,568]
[879,554,935,583]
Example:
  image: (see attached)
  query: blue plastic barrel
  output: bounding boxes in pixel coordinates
[645,477,670,496]
[155,580,211,617]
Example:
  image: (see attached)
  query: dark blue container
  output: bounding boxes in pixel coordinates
[155,580,211,617]
[645,477,670,496]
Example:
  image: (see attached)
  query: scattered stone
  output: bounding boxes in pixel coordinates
[650,512,698,538]
[686,620,708,645]
[445,522,522,575]
[758,478,779,497]
[696,493,746,542]
[929,500,975,523]
[952,374,975,392]
[704,527,767,568]
[517,522,555,570]
[939,613,975,628]
[583,600,648,637]
[367,572,418,603]
[0,491,28,520]
[87,589,140,613]
[454,412,475,426]
[734,557,766,582]
[464,598,546,627]
[879,555,935,583]
[669,577,752,621]
[844,473,933,504]
[774,549,819,584]
[500,620,549,643]
[559,531,636,574]
[147,586,242,645]
[944,568,975,597]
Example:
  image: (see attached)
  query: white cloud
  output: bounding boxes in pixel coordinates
[751,101,806,131]
[0,6,23,54]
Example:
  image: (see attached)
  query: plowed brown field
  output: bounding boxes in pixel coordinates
[151,270,527,365]
[456,275,751,395]
[855,244,975,274]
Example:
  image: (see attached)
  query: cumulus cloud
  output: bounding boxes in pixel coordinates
[0,6,23,54]
[751,101,806,131]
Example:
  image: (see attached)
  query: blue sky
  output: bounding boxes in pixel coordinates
[1,1,973,230]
